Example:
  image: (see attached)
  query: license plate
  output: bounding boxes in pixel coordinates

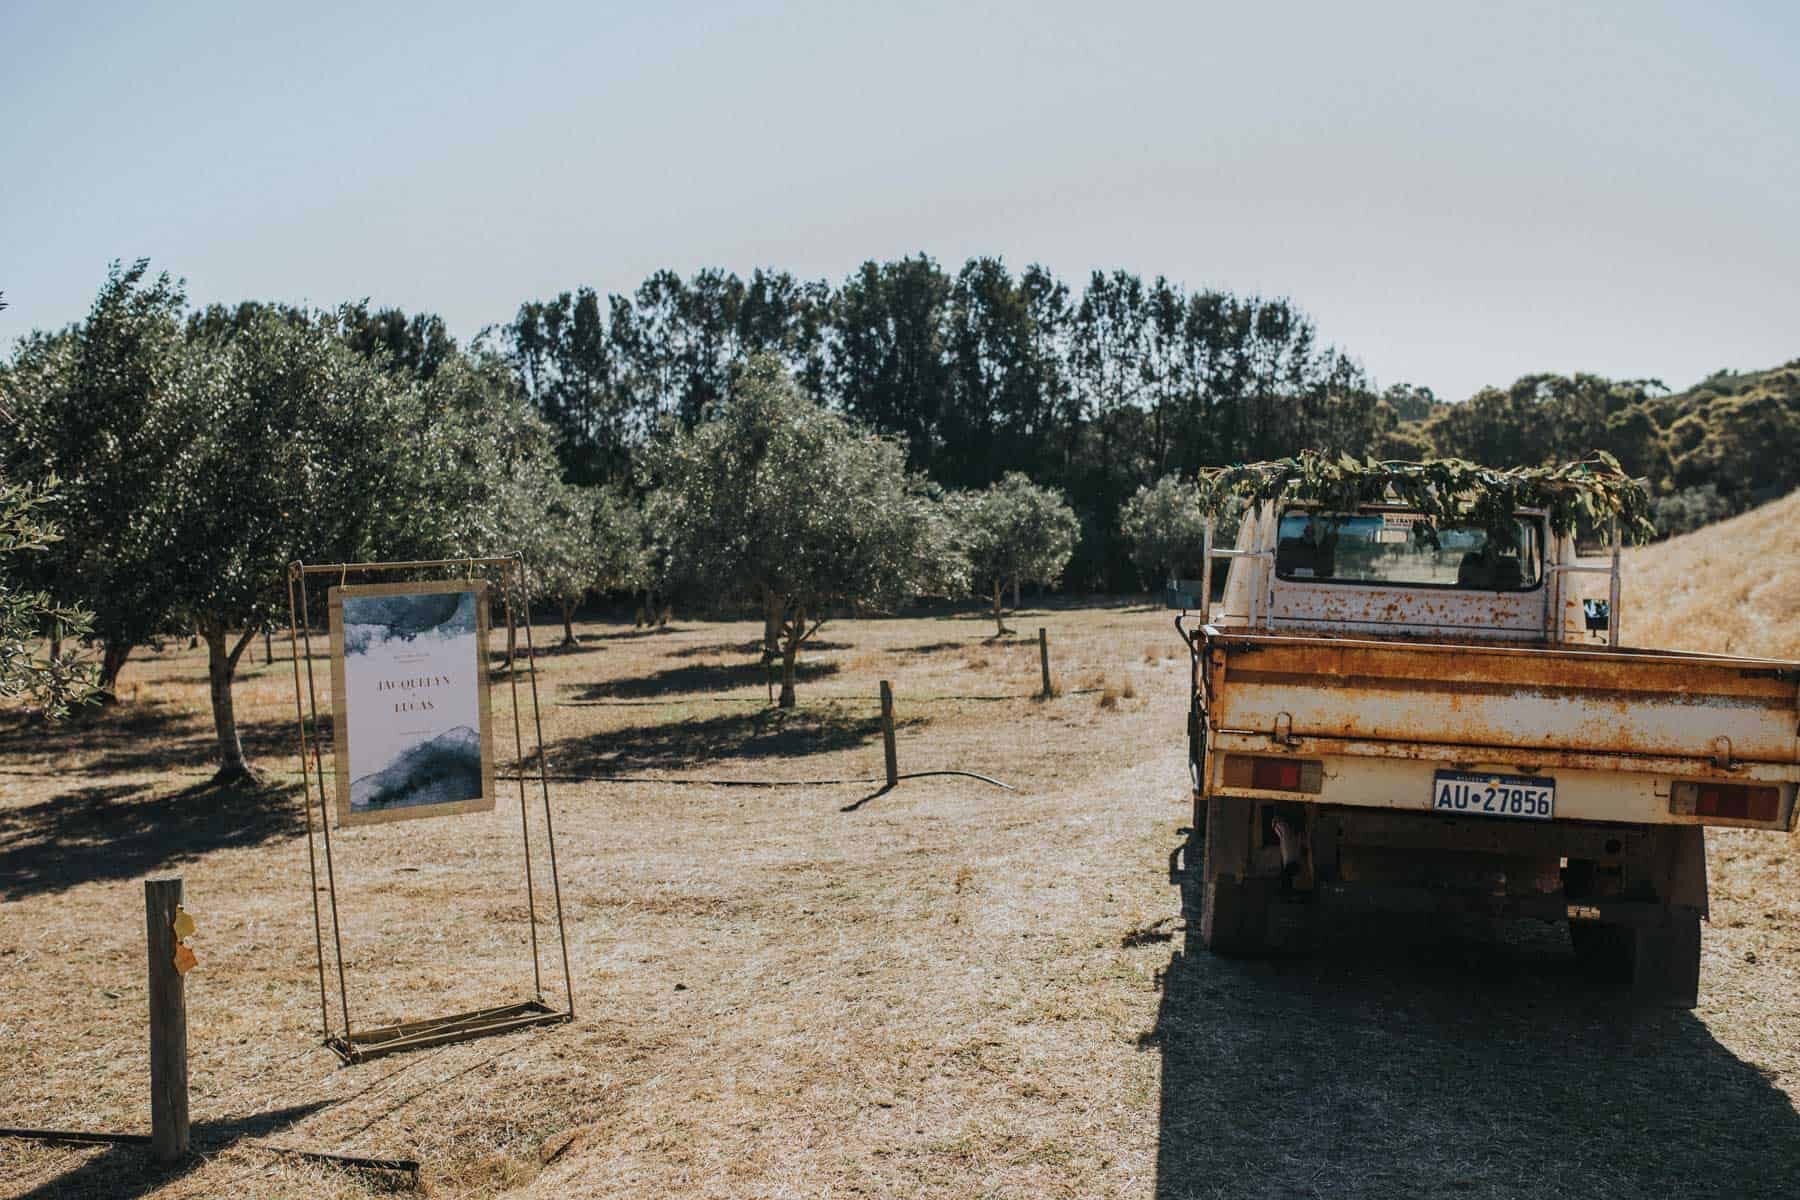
[1431,770,1555,820]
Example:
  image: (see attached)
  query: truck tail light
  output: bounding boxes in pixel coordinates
[1671,781,1783,823]
[1222,754,1323,794]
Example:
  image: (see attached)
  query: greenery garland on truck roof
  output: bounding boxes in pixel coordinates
[1193,450,1656,546]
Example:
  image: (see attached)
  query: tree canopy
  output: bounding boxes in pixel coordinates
[1120,474,1211,585]
[645,356,952,705]
[0,261,191,691]
[952,472,1080,635]
[0,477,98,718]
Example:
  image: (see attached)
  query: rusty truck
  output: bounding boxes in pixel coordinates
[1168,498,1800,1005]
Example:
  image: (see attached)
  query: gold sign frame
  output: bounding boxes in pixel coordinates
[286,555,574,1064]
[327,579,497,828]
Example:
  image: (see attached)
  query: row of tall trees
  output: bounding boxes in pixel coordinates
[0,264,1088,756]
[509,259,1799,578]
[504,257,1388,586]
[7,259,1791,757]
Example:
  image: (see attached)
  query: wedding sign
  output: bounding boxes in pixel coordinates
[328,581,496,827]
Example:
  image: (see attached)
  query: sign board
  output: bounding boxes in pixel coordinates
[328,581,495,827]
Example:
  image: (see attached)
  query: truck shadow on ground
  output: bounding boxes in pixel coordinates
[1146,915,1800,1200]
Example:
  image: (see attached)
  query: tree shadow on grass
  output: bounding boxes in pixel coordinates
[669,639,854,659]
[585,625,686,641]
[0,774,305,902]
[509,639,613,659]
[892,641,969,656]
[5,1102,358,1200]
[566,659,840,702]
[1147,914,1800,1199]
[542,705,921,776]
[0,702,299,780]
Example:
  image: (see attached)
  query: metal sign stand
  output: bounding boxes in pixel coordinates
[285,554,574,1064]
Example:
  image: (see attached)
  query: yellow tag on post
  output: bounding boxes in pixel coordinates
[172,908,196,940]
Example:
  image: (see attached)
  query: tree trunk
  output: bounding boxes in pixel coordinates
[48,629,62,665]
[763,587,782,658]
[778,604,803,709]
[263,628,273,665]
[202,625,257,780]
[99,641,134,700]
[1012,576,1021,609]
[992,580,1010,637]
[560,597,577,647]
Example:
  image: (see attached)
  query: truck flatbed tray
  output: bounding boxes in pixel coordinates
[1201,627,1800,771]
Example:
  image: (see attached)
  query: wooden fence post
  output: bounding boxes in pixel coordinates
[879,681,898,789]
[1038,627,1052,697]
[145,878,190,1163]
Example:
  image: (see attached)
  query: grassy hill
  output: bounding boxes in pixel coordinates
[1623,486,1800,658]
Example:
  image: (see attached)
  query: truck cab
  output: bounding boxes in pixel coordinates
[1171,500,1800,1006]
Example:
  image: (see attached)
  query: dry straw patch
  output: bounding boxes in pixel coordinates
[1623,487,1800,659]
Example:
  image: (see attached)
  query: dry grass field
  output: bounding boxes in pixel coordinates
[3,502,1799,1199]
[1624,487,1800,659]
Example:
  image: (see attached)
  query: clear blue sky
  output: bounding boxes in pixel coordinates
[4,0,1796,401]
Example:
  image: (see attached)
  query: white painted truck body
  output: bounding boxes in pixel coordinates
[1171,501,1800,1003]
[1197,503,1800,831]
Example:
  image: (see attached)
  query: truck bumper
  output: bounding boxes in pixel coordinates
[1206,736,1800,831]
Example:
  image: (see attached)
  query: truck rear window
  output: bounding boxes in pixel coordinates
[1275,512,1544,591]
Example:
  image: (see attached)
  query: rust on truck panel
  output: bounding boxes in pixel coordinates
[1208,730,1800,783]
[1209,628,1800,674]
[1267,582,1545,636]
[1205,635,1800,765]
[1212,641,1797,701]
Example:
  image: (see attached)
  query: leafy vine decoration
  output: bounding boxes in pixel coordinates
[1193,450,1655,547]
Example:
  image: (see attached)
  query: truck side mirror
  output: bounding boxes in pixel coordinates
[1582,599,1610,632]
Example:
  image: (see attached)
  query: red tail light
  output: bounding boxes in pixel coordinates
[1222,755,1323,794]
[1672,781,1783,823]
[1252,759,1302,791]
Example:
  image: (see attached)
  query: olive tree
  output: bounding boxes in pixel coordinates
[0,262,189,694]
[646,355,954,707]
[952,472,1079,636]
[519,482,643,647]
[0,477,98,717]
[1119,473,1209,585]
[161,313,478,779]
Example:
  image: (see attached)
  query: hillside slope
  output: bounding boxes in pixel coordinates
[1622,487,1800,658]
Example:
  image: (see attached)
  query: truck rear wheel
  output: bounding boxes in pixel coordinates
[1570,911,1701,1008]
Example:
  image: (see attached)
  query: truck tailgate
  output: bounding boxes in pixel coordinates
[1204,631,1800,775]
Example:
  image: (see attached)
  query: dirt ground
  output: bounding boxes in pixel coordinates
[2,592,1798,1199]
